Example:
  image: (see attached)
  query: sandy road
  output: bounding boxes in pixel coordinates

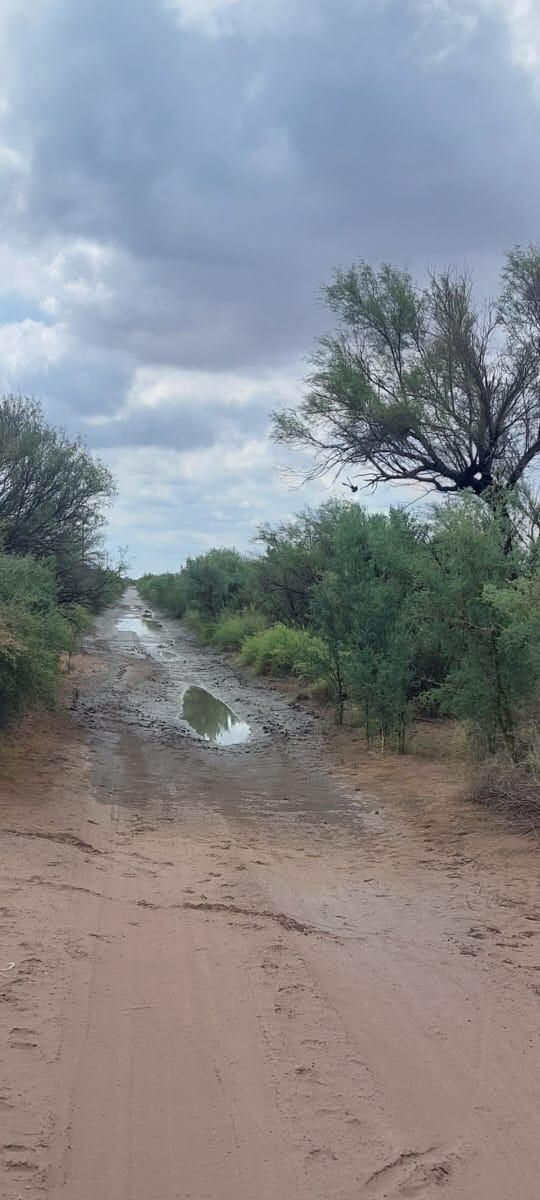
[1,588,540,1199]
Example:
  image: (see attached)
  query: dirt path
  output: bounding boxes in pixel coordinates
[1,587,540,1199]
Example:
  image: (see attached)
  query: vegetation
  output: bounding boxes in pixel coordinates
[138,245,540,814]
[136,572,187,619]
[239,623,330,682]
[0,396,118,604]
[272,251,540,521]
[0,396,126,726]
[211,609,267,651]
[139,490,540,818]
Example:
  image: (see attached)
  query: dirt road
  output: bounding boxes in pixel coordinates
[1,588,540,1199]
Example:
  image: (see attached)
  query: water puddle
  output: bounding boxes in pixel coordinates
[116,615,163,636]
[181,685,250,746]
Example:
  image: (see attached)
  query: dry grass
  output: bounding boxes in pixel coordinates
[469,755,540,828]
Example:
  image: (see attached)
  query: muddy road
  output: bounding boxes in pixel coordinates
[2,587,540,1199]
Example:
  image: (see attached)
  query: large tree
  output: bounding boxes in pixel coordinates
[272,248,540,504]
[0,396,115,600]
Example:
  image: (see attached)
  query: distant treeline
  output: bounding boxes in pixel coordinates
[139,497,540,767]
[0,396,125,726]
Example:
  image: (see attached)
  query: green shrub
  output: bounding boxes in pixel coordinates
[0,553,72,725]
[211,608,267,651]
[138,572,187,618]
[240,623,330,681]
[183,609,215,644]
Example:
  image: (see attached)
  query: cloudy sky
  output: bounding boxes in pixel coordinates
[0,0,539,573]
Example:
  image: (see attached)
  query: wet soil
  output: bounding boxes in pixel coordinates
[1,587,540,1199]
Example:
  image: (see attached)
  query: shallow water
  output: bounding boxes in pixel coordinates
[181,685,250,746]
[116,615,163,636]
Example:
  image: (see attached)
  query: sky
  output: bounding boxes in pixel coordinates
[0,0,539,574]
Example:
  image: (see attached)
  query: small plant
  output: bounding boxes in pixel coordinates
[211,608,267,651]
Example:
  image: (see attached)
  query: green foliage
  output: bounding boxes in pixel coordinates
[254,510,333,626]
[0,553,72,725]
[272,252,540,506]
[138,489,540,777]
[412,501,531,756]
[311,505,425,744]
[183,609,216,644]
[240,623,331,682]
[0,395,118,607]
[138,572,187,618]
[0,396,127,728]
[182,548,255,620]
[211,608,267,651]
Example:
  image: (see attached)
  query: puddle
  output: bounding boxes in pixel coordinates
[116,615,163,636]
[181,685,250,746]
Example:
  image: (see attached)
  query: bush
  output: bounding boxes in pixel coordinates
[138,572,187,618]
[183,609,215,644]
[0,553,72,725]
[240,623,331,682]
[182,548,256,620]
[211,608,267,651]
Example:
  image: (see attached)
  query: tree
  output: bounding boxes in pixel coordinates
[311,505,425,747]
[254,509,335,626]
[0,396,115,600]
[272,250,540,505]
[413,500,530,757]
[182,548,254,620]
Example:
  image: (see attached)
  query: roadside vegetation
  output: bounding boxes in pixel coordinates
[0,396,125,726]
[140,248,540,814]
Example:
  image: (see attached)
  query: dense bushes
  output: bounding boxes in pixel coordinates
[0,555,72,724]
[182,548,256,619]
[139,550,255,623]
[139,495,540,770]
[0,396,118,607]
[240,624,330,681]
[0,396,126,727]
[211,609,267,651]
[138,572,187,618]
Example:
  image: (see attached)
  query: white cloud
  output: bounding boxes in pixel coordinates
[416,0,540,74]
[165,0,322,37]
[0,319,67,382]
[122,365,299,414]
[489,0,540,71]
[177,437,270,481]
[164,0,241,35]
[45,240,115,315]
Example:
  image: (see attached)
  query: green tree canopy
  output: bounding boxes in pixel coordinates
[273,249,540,505]
[0,395,116,602]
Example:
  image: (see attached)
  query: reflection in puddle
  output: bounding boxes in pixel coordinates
[116,615,163,636]
[181,685,250,746]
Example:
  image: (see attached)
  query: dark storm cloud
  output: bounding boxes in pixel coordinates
[5,0,540,374]
[1,0,540,570]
